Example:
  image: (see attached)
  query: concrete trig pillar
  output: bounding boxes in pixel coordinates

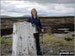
[12,21,37,56]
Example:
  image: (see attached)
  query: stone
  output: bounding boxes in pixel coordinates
[12,21,37,56]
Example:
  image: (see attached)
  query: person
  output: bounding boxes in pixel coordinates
[27,8,44,55]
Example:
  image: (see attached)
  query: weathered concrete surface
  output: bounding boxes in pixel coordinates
[12,21,37,56]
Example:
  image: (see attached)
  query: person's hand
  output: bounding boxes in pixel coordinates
[41,29,44,33]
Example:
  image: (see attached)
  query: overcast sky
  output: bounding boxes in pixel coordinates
[1,0,75,17]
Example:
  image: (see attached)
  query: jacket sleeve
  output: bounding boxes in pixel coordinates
[39,19,43,29]
[27,18,30,22]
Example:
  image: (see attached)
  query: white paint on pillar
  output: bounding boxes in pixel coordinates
[12,21,37,56]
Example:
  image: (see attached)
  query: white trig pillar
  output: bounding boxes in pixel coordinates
[12,21,37,56]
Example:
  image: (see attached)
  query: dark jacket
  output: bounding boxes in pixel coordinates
[27,16,43,32]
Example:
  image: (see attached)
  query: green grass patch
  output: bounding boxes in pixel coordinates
[0,36,12,47]
[40,34,74,47]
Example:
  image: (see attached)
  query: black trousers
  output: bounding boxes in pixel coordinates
[34,33,41,54]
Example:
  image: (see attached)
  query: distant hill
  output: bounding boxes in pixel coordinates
[0,15,12,18]
[1,15,74,20]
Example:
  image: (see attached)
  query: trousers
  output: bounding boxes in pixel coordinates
[34,33,41,54]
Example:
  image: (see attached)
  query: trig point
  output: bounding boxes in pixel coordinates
[12,22,37,56]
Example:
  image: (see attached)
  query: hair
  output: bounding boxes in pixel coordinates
[31,8,37,16]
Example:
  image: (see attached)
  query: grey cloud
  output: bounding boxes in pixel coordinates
[64,4,74,8]
[1,0,74,8]
[1,0,74,16]
[27,0,75,4]
[1,0,75,4]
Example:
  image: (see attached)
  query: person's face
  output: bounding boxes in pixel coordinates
[31,10,37,16]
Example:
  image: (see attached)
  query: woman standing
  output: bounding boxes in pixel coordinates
[27,8,44,55]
